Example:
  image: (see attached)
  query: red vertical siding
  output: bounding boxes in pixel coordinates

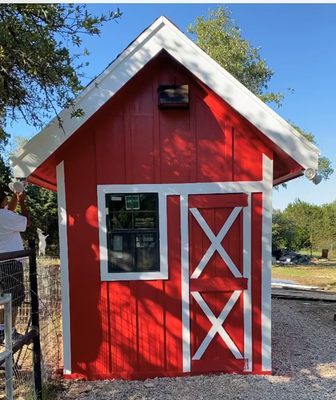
[61,52,270,379]
[91,53,268,186]
[251,192,263,373]
[164,196,183,371]
[95,112,126,184]
[63,130,104,377]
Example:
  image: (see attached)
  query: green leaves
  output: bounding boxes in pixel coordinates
[0,4,122,141]
[290,124,334,180]
[188,7,283,106]
[273,200,336,256]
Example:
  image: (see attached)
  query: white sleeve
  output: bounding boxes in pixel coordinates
[3,211,27,232]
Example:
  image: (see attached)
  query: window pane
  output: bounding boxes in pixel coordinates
[110,211,132,229]
[139,193,157,211]
[105,193,160,274]
[135,233,159,271]
[108,233,134,272]
[109,195,126,211]
[133,211,157,229]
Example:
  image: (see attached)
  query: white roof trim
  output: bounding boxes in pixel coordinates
[12,16,319,179]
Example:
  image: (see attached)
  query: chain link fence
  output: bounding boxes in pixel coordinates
[0,251,62,399]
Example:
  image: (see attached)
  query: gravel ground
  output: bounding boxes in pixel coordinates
[55,299,336,400]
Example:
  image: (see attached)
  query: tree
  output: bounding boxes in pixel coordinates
[271,209,314,253]
[1,145,59,255]
[188,7,283,106]
[6,136,59,254]
[23,184,59,255]
[0,4,122,143]
[291,124,334,179]
[320,202,336,256]
[189,7,333,180]
[0,152,11,189]
[273,201,336,257]
[272,210,297,252]
[284,200,322,256]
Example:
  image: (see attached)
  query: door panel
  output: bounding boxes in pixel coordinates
[188,194,247,373]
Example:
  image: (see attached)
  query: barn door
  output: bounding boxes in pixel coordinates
[187,193,249,373]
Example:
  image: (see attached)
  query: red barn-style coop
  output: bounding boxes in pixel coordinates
[12,17,319,380]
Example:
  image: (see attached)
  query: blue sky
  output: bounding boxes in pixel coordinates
[7,3,336,210]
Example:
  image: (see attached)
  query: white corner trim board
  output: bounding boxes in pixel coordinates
[261,155,273,372]
[56,161,71,375]
[243,194,252,372]
[180,194,191,373]
[12,16,318,179]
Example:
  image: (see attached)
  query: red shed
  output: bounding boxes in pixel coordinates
[12,17,319,379]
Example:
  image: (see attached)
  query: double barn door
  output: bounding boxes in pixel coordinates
[180,193,250,373]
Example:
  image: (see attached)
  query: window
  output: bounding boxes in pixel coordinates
[106,193,160,273]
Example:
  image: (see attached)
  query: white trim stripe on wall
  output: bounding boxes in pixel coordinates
[243,194,252,372]
[261,155,273,372]
[180,195,191,373]
[56,161,71,375]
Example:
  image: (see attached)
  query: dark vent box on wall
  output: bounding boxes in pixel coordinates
[158,85,189,108]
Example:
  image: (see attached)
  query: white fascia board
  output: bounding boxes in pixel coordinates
[12,18,166,178]
[12,16,319,178]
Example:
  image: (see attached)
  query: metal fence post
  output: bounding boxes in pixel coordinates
[29,240,42,400]
[0,294,13,400]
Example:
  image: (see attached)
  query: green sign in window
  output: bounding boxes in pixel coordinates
[125,195,140,210]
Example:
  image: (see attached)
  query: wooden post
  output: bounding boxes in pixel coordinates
[28,240,42,400]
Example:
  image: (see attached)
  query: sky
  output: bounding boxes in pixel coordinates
[6,3,336,210]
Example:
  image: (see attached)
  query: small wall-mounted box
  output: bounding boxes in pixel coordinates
[158,85,189,108]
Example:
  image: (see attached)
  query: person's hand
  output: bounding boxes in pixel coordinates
[18,192,26,203]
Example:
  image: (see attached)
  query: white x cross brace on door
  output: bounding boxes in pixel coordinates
[189,207,243,279]
[191,290,243,360]
[190,206,244,361]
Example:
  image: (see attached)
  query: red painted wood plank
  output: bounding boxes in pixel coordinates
[108,282,138,373]
[64,131,108,377]
[233,127,263,182]
[164,195,183,371]
[136,281,165,372]
[251,192,263,373]
[190,277,248,292]
[159,109,193,183]
[189,193,248,208]
[94,112,126,184]
[195,97,232,182]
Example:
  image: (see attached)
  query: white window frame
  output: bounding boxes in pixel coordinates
[97,185,168,281]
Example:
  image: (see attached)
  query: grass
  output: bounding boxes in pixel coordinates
[36,256,60,266]
[41,380,66,400]
[272,259,336,290]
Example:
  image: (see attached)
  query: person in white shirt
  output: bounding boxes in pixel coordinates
[0,186,30,343]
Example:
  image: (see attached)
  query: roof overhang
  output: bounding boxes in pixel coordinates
[11,16,319,181]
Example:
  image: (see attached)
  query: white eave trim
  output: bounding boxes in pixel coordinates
[12,16,319,179]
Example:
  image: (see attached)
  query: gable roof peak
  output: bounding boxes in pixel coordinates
[12,15,319,180]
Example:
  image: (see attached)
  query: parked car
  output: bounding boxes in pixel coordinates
[276,251,311,265]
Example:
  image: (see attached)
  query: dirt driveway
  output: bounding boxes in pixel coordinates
[56,299,336,400]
